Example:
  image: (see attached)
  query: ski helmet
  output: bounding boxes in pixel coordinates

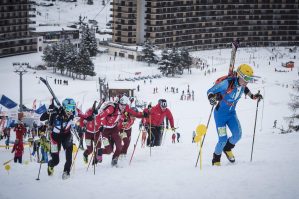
[62,98,76,114]
[236,64,253,83]
[158,99,167,109]
[119,96,130,105]
[131,107,138,112]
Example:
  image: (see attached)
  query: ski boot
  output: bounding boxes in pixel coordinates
[92,158,98,165]
[47,166,54,176]
[96,148,103,163]
[62,171,70,180]
[223,141,235,163]
[111,158,118,167]
[212,153,221,166]
[83,154,88,164]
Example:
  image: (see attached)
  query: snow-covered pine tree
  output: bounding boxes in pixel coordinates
[158,49,172,76]
[180,48,193,73]
[285,80,299,132]
[64,40,77,78]
[142,40,158,66]
[76,45,96,80]
[81,25,98,57]
[168,48,183,76]
[42,42,61,73]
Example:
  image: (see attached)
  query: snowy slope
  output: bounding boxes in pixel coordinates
[0,46,298,199]
[34,0,112,29]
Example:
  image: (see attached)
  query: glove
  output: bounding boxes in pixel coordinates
[251,93,263,100]
[142,110,149,118]
[208,94,217,105]
[99,126,104,132]
[86,115,94,122]
[124,112,128,117]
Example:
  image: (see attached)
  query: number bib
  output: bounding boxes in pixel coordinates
[102,137,110,147]
[217,127,227,137]
[120,132,127,139]
[51,143,59,153]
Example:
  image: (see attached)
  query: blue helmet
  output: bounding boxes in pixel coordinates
[62,98,76,114]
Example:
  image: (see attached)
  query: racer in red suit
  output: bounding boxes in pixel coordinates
[98,96,146,166]
[118,107,139,157]
[11,139,24,164]
[143,99,175,146]
[77,107,102,164]
[14,122,26,142]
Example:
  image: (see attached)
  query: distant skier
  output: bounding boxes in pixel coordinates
[207,64,263,166]
[172,133,176,143]
[176,132,181,143]
[273,120,277,128]
[11,139,23,164]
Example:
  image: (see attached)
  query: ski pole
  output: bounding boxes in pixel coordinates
[36,162,42,180]
[195,105,214,167]
[86,131,103,172]
[250,91,261,162]
[70,143,80,173]
[3,158,14,165]
[129,129,142,165]
[149,114,152,157]
[259,87,265,131]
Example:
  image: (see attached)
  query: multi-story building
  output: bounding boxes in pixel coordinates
[0,0,38,58]
[111,0,299,50]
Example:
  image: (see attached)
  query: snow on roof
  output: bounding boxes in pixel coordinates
[33,26,78,33]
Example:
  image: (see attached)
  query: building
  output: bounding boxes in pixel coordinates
[0,0,39,58]
[32,26,80,51]
[110,0,299,50]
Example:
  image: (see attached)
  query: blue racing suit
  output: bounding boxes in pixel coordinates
[207,77,250,155]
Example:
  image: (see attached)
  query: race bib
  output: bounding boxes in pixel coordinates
[51,143,59,153]
[217,127,227,137]
[120,132,127,139]
[102,137,110,147]
[85,139,92,146]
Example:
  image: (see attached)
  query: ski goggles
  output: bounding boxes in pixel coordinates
[238,73,253,83]
[159,99,167,110]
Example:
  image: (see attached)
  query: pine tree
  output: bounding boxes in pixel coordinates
[142,41,157,66]
[285,80,299,132]
[76,45,96,80]
[180,48,193,72]
[168,48,183,76]
[81,25,98,57]
[158,49,172,76]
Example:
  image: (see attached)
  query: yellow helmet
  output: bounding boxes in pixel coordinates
[236,64,253,82]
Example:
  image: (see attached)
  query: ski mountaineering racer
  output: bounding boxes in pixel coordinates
[207,64,263,166]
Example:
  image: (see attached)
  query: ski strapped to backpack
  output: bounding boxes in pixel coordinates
[39,77,61,107]
[228,39,239,75]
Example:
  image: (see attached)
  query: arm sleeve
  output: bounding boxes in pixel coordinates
[244,86,253,98]
[207,79,229,96]
[99,106,115,118]
[166,109,174,128]
[126,106,143,118]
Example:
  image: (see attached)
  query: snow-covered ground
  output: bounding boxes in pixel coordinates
[0,46,298,199]
[34,0,111,29]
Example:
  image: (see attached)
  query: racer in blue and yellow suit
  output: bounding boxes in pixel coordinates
[207,64,263,166]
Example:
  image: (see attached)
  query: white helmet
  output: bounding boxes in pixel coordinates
[119,96,130,105]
